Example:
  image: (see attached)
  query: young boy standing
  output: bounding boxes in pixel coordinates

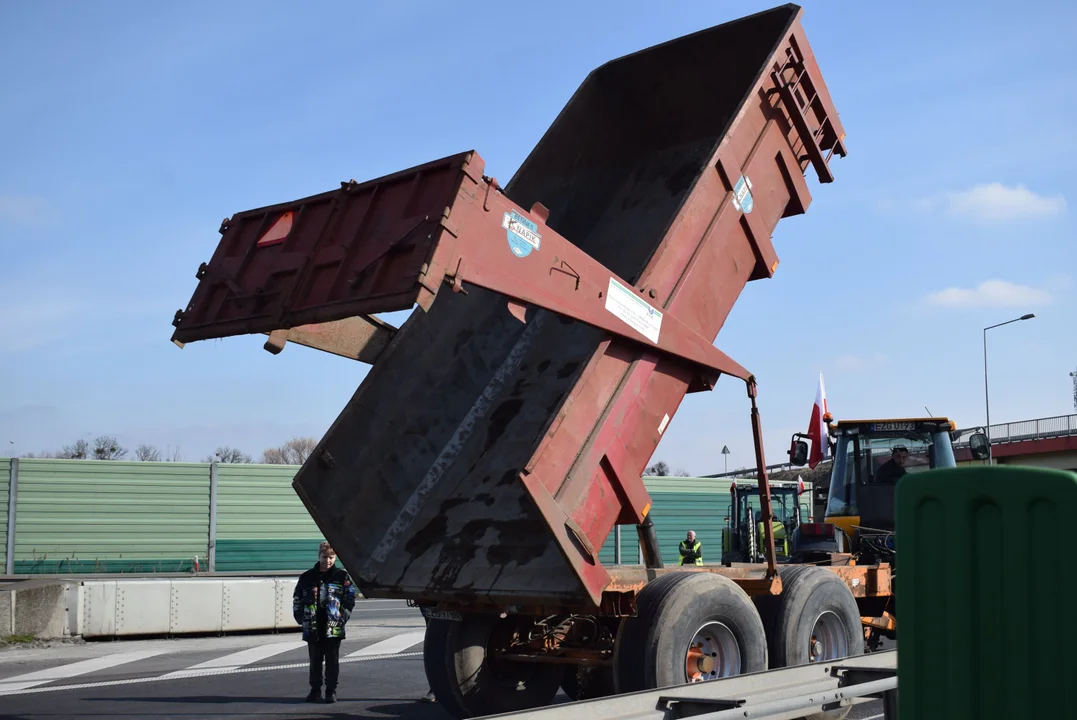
[293,541,356,703]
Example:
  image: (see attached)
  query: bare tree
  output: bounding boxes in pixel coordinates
[22,451,58,458]
[93,436,128,461]
[59,439,90,460]
[261,447,287,464]
[164,445,183,462]
[261,436,318,465]
[205,446,253,464]
[673,468,692,477]
[135,444,162,462]
[645,460,670,476]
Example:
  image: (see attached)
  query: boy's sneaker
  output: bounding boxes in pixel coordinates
[325,689,337,704]
[306,687,322,703]
[421,690,436,703]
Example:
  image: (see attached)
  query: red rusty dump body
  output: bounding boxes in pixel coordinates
[171,4,846,613]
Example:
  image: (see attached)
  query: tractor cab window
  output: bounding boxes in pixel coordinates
[732,489,800,528]
[826,428,953,518]
[768,492,798,525]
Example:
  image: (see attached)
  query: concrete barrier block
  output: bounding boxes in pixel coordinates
[170,580,223,634]
[0,590,13,635]
[274,579,299,630]
[222,579,276,632]
[116,580,171,636]
[11,582,69,638]
[66,584,82,637]
[81,581,117,638]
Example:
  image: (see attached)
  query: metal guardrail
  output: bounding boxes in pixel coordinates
[487,649,897,720]
[703,461,831,479]
[953,413,1077,447]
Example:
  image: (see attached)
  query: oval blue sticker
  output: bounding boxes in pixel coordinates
[732,175,754,214]
[502,210,542,258]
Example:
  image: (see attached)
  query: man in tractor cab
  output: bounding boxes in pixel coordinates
[874,445,909,485]
[679,530,703,565]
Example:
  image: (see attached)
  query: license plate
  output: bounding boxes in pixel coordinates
[872,421,915,432]
[420,607,462,622]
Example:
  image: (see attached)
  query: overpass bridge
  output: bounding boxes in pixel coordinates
[952,413,1077,470]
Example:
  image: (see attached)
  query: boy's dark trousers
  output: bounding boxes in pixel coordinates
[308,637,342,692]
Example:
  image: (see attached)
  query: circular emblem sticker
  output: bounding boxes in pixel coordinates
[502,210,542,258]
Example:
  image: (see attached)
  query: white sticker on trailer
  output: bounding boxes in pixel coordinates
[604,277,662,344]
[658,414,670,435]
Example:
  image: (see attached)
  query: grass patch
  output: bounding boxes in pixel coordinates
[1,635,35,644]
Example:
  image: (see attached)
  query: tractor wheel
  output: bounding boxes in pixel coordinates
[755,566,864,720]
[613,572,767,693]
[423,614,562,719]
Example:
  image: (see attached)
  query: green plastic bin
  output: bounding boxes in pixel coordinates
[896,465,1077,719]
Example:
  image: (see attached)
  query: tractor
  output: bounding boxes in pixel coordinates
[720,480,812,564]
[788,417,990,564]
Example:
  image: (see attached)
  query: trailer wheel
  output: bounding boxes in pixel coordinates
[756,566,864,720]
[614,572,767,693]
[423,614,562,719]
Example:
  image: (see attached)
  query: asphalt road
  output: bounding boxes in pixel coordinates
[0,599,885,720]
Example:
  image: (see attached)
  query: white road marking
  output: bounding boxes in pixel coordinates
[0,650,167,693]
[0,651,421,696]
[346,630,425,657]
[159,640,306,677]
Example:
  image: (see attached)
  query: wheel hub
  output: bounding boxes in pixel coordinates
[808,611,850,663]
[684,621,741,683]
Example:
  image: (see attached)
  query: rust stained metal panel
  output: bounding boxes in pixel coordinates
[176,4,847,611]
[171,152,480,344]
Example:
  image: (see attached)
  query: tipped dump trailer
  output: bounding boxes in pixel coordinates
[171,4,887,718]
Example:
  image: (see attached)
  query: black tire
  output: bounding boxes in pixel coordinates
[756,566,864,720]
[423,614,563,719]
[561,665,616,701]
[612,571,697,693]
[614,572,767,693]
[424,619,468,720]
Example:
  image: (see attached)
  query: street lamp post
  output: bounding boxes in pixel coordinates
[983,313,1035,462]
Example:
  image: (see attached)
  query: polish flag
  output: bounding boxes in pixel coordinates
[807,373,830,469]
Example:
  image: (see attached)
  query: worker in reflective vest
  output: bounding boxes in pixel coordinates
[679,530,703,565]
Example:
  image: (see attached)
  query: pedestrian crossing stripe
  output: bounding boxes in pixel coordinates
[159,639,306,677]
[0,629,427,697]
[0,650,422,696]
[0,650,169,693]
[346,630,425,657]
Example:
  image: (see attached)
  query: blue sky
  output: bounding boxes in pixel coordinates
[1,0,1074,472]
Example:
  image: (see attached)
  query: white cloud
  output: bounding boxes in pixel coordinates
[943,183,1066,223]
[924,279,1052,309]
[0,195,50,226]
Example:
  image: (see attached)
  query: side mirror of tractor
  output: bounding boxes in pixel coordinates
[790,439,809,467]
[969,432,990,461]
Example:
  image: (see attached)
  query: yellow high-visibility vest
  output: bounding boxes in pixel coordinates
[679,540,703,565]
